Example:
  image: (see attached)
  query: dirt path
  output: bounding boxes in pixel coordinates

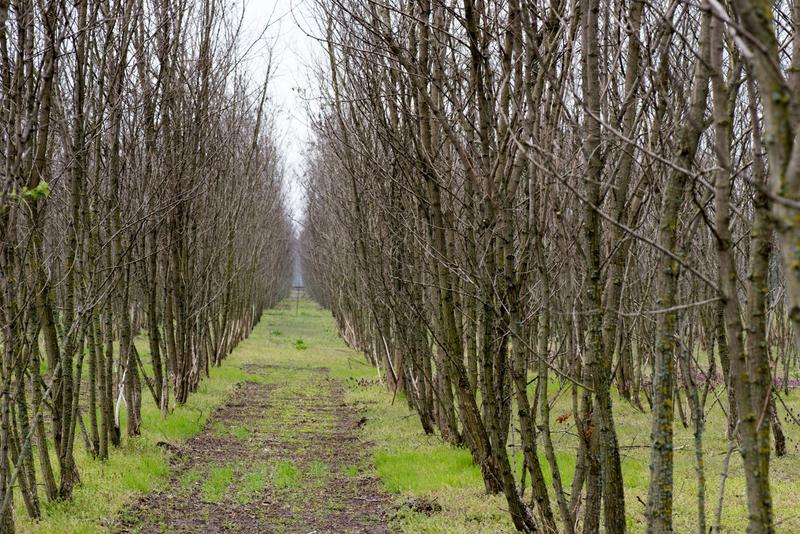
[117,364,390,533]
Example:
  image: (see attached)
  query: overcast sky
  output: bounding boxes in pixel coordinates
[241,0,320,226]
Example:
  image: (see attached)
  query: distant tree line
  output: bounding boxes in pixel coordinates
[302,0,800,532]
[0,0,291,530]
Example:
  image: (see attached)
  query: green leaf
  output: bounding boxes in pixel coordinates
[22,180,50,201]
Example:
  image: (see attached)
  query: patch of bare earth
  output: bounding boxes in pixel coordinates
[116,365,389,533]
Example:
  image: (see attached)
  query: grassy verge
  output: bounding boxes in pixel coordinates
[18,297,800,533]
[265,298,800,533]
[16,321,272,533]
[258,299,517,532]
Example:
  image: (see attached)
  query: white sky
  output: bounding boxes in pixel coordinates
[240,0,321,227]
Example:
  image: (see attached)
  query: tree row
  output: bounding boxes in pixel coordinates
[302,0,800,532]
[0,1,291,531]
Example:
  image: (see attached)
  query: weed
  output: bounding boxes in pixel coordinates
[179,469,201,489]
[236,464,270,504]
[212,421,250,441]
[344,465,359,478]
[273,460,300,488]
[222,519,240,531]
[309,461,329,482]
[201,466,234,503]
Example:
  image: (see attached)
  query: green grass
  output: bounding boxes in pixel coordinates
[260,298,800,533]
[309,460,329,482]
[236,464,270,504]
[18,296,800,533]
[201,465,235,503]
[343,464,359,478]
[246,298,518,532]
[16,309,276,533]
[375,448,484,493]
[212,421,250,441]
[179,469,201,489]
[273,460,300,488]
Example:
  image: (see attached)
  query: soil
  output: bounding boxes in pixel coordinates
[116,365,390,533]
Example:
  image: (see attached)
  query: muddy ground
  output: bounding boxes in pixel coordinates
[116,364,390,533]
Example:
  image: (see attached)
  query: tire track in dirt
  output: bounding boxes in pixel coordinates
[117,364,389,533]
